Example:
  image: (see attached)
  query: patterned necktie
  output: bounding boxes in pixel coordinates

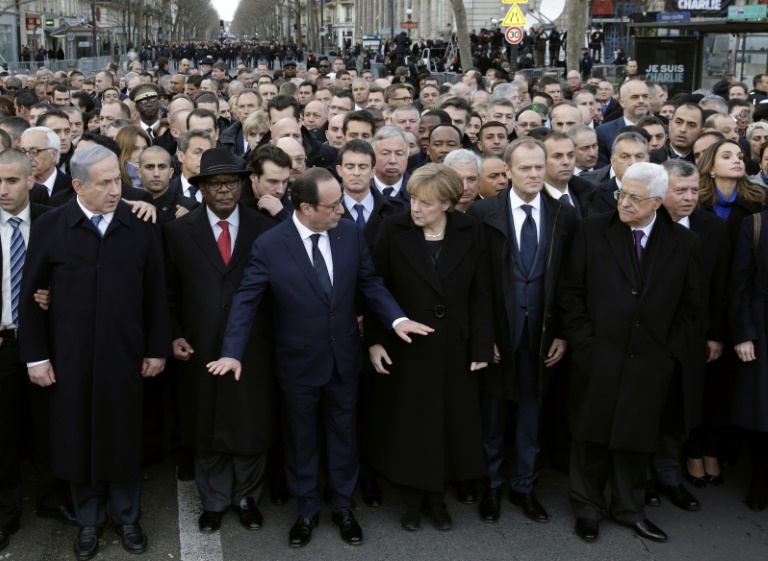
[217,220,231,265]
[310,233,332,300]
[9,217,25,326]
[354,203,366,229]
[633,230,644,262]
[520,204,538,274]
[90,215,103,237]
[383,187,394,197]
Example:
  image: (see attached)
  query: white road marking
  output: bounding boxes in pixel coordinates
[177,479,224,560]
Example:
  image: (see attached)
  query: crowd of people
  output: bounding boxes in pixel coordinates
[1,44,768,561]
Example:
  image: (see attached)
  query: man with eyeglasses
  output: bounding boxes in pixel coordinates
[317,60,332,76]
[558,161,701,545]
[208,166,432,548]
[163,147,277,538]
[586,131,650,215]
[384,85,412,108]
[129,83,162,139]
[275,137,306,190]
[19,127,71,204]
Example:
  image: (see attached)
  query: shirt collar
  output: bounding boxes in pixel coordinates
[206,205,239,229]
[677,215,691,229]
[344,191,374,213]
[42,167,58,191]
[292,211,328,238]
[0,204,31,226]
[509,188,541,211]
[76,195,115,223]
[373,174,404,191]
[633,211,658,238]
[544,182,570,198]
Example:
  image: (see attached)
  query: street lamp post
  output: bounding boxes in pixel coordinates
[405,8,412,37]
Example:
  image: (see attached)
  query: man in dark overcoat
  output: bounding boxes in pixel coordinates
[164,148,276,534]
[19,145,170,560]
[467,137,577,523]
[558,162,701,544]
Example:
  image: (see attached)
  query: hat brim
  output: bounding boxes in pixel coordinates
[187,168,252,187]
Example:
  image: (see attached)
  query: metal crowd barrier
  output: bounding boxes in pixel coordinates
[5,56,121,76]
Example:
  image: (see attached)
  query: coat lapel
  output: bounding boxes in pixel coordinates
[226,205,258,272]
[284,223,330,304]
[604,212,641,288]
[640,209,679,295]
[435,213,472,283]
[189,206,226,273]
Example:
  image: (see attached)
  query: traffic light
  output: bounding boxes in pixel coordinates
[219,20,224,31]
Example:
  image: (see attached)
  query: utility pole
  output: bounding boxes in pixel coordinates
[91,0,97,57]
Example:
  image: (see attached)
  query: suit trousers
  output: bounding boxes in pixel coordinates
[482,325,541,493]
[0,336,22,527]
[650,433,685,487]
[70,477,141,527]
[194,451,266,512]
[569,440,646,524]
[279,367,358,518]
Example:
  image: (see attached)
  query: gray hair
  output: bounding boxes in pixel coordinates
[567,124,596,144]
[371,125,411,157]
[177,129,214,154]
[444,149,482,175]
[572,89,596,103]
[203,78,220,91]
[352,78,369,90]
[612,131,648,155]
[700,94,728,114]
[21,126,61,164]
[296,64,307,72]
[228,80,245,96]
[124,71,139,83]
[662,159,698,179]
[747,121,768,140]
[391,104,419,122]
[622,162,668,198]
[305,100,329,117]
[490,82,520,103]
[70,144,117,183]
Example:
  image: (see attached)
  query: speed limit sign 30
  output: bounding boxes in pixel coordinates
[505,27,523,45]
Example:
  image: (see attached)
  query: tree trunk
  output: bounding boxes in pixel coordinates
[566,0,589,75]
[449,0,473,73]
[295,0,302,43]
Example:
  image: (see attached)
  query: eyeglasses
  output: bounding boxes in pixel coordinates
[391,96,413,102]
[314,198,344,211]
[20,147,53,158]
[613,189,658,204]
[137,97,158,106]
[202,179,242,192]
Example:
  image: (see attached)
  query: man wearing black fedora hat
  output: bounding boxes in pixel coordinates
[164,147,278,535]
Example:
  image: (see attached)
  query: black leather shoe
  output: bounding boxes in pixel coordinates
[644,486,662,507]
[705,473,724,487]
[400,507,421,531]
[289,515,319,548]
[658,484,701,511]
[360,479,383,507]
[575,518,599,542]
[456,481,477,504]
[685,472,708,489]
[746,479,768,512]
[509,491,549,523]
[631,519,667,542]
[423,504,452,531]
[198,510,224,533]
[331,508,362,545]
[479,487,502,522]
[234,498,263,530]
[0,520,19,551]
[115,523,148,554]
[73,526,102,561]
[37,503,78,526]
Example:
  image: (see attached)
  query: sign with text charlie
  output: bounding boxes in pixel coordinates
[634,37,698,97]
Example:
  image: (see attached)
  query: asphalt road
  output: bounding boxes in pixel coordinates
[5,458,768,561]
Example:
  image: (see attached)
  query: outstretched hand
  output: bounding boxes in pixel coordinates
[394,320,433,343]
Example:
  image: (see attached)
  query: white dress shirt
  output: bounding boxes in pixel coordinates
[509,189,541,248]
[41,167,58,197]
[0,205,31,327]
[373,175,404,196]
[544,182,576,204]
[76,196,114,235]
[182,174,204,203]
[343,192,374,223]
[292,212,334,284]
[207,205,239,258]
[677,215,691,229]
[632,211,657,249]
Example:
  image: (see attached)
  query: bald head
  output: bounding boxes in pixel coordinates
[270,117,302,143]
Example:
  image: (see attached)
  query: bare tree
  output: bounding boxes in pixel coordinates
[449,0,473,72]
[565,0,590,76]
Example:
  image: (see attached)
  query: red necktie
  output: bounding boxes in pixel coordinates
[217,220,231,265]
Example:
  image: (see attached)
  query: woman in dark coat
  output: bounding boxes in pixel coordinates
[366,164,493,531]
[687,140,767,487]
[729,209,768,511]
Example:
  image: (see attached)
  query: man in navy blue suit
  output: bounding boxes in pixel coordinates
[208,167,432,548]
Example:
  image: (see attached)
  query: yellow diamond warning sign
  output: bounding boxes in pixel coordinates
[501,4,527,26]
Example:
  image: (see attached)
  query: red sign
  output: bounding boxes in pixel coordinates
[505,26,524,45]
[25,16,41,30]
[401,21,419,29]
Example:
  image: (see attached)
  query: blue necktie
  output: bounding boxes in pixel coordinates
[520,204,537,274]
[310,234,332,300]
[9,217,25,327]
[354,203,366,229]
[90,215,103,237]
[383,187,394,197]
[188,185,199,200]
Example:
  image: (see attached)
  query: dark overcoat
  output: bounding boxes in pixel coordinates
[365,211,493,492]
[19,199,170,484]
[467,189,577,403]
[163,204,276,455]
[557,208,701,452]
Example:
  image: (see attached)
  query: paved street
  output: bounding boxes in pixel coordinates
[5,459,768,561]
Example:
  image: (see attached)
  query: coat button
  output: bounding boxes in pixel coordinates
[222,304,230,311]
[330,336,335,341]
[223,274,229,280]
[634,322,640,327]
[631,289,638,295]
[629,353,635,358]
[330,313,334,319]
